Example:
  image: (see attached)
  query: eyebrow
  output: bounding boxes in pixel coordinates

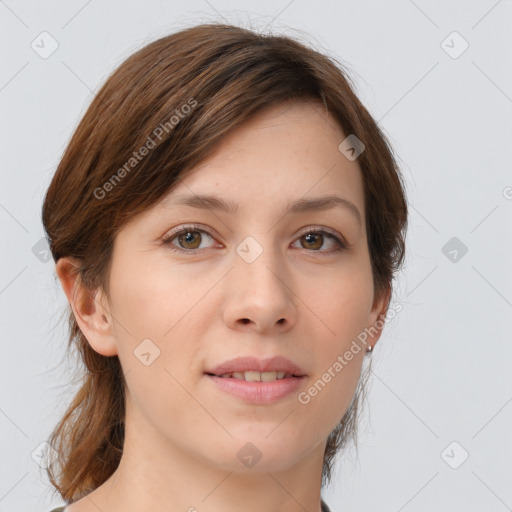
[163,193,362,226]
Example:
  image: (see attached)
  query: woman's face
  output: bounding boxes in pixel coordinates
[96,100,386,473]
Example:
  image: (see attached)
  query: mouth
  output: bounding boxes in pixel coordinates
[204,370,307,404]
[205,355,307,379]
[205,370,302,382]
[204,356,307,403]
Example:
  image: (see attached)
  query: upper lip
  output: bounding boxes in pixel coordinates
[205,356,307,376]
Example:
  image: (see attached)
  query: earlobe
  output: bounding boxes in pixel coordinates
[55,257,118,357]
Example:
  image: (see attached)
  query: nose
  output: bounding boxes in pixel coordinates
[222,238,297,334]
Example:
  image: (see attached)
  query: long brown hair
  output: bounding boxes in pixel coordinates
[42,22,408,502]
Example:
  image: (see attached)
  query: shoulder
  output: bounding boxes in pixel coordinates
[49,507,66,512]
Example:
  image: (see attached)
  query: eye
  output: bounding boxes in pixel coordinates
[161,224,347,255]
[162,224,218,253]
[291,227,346,255]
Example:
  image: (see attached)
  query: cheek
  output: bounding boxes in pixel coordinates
[302,260,374,345]
[294,264,372,425]
[123,355,215,444]
[108,257,210,392]
[109,256,206,341]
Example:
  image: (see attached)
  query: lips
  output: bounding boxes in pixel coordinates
[205,356,307,404]
[205,355,307,378]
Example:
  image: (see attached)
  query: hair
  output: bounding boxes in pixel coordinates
[42,22,408,502]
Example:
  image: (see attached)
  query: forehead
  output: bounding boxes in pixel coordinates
[158,100,365,217]
[114,100,367,247]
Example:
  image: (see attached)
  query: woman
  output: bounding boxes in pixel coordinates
[43,22,408,512]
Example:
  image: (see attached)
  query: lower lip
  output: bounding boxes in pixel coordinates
[206,374,306,404]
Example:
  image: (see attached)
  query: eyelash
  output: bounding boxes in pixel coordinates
[161,223,347,256]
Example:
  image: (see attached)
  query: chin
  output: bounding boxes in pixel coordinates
[199,435,306,474]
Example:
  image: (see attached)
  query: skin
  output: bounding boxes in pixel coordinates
[56,100,389,512]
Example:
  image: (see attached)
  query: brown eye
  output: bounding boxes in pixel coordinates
[176,230,202,249]
[300,232,324,250]
[162,224,217,253]
[292,228,346,255]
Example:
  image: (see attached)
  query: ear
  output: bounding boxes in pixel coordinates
[55,256,118,356]
[365,285,392,350]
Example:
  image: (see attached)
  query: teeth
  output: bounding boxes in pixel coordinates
[218,371,292,381]
[245,371,263,382]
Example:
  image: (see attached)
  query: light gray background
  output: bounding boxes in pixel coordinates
[1,1,511,511]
